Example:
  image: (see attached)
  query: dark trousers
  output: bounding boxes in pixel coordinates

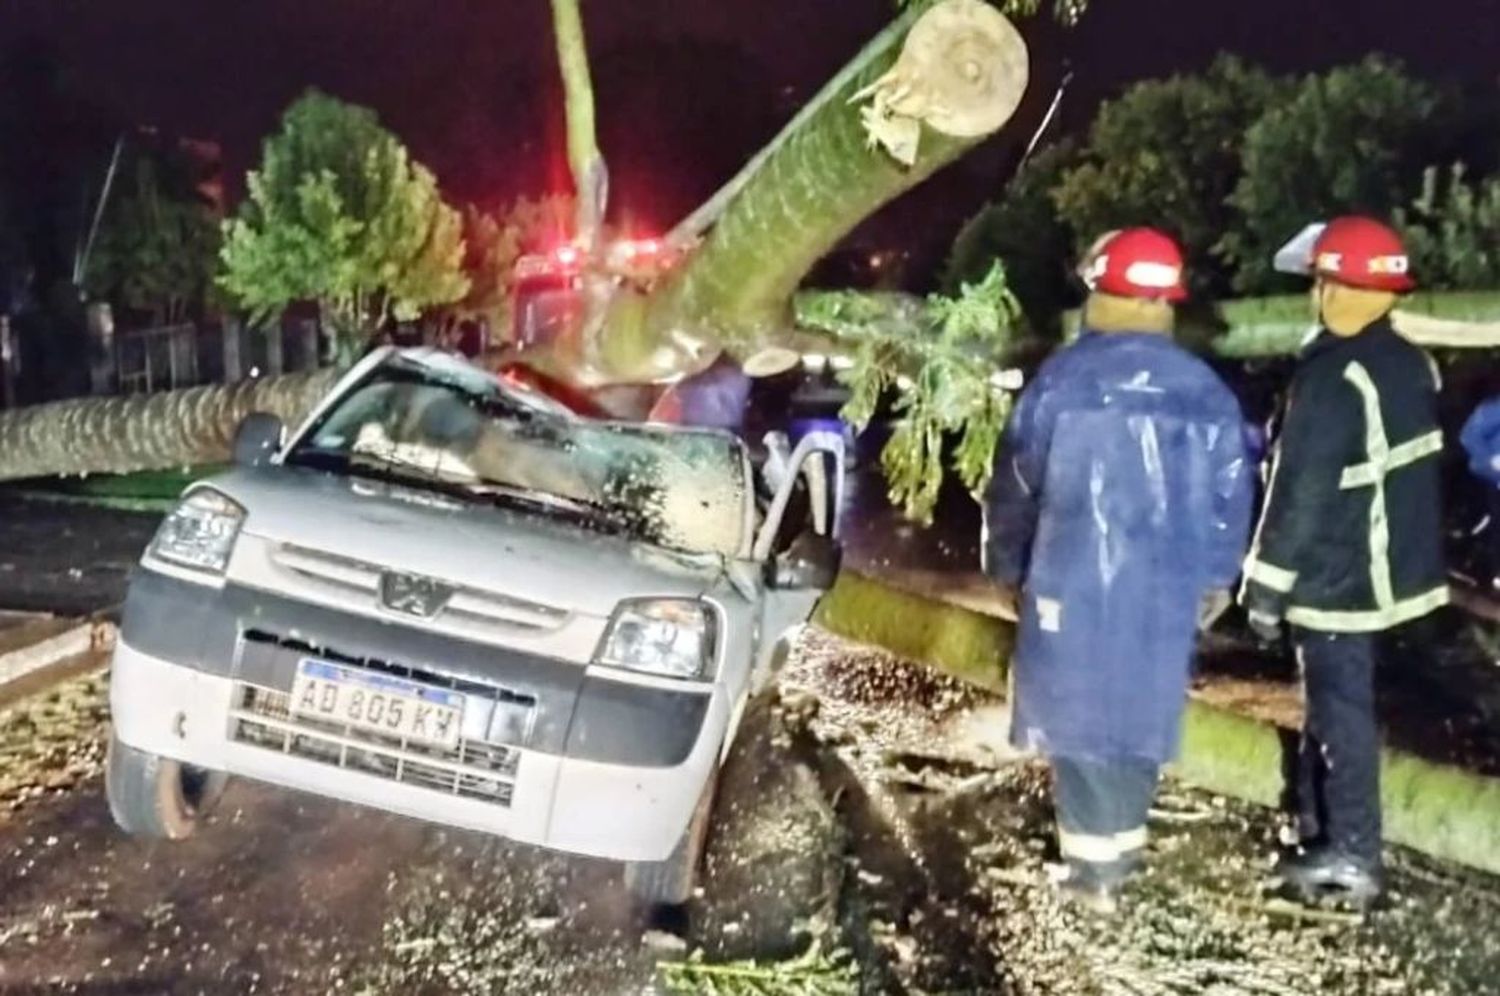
[1293,629,1382,864]
[1052,755,1160,882]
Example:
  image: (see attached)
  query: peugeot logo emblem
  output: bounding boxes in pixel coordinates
[379,572,454,619]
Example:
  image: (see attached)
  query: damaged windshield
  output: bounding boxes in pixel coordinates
[285,354,748,558]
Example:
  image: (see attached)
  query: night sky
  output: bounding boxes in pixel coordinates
[3,0,1498,278]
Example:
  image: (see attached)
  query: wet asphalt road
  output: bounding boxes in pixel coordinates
[0,496,158,617]
[0,763,667,995]
[0,777,429,994]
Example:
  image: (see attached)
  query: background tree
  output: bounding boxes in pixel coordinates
[1398,164,1500,291]
[1222,57,1442,293]
[217,90,469,363]
[85,158,221,326]
[1050,55,1289,297]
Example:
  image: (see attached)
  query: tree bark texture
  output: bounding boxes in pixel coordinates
[0,369,340,481]
[549,0,607,246]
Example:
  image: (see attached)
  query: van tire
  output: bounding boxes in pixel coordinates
[105,732,228,840]
[624,766,719,909]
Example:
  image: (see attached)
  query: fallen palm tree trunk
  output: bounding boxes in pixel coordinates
[811,289,1500,360]
[814,569,1500,877]
[0,369,339,481]
[1205,291,1500,358]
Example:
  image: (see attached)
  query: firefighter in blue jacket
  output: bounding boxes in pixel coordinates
[1241,217,1448,906]
[984,228,1254,911]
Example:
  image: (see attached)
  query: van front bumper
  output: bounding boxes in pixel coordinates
[109,636,723,863]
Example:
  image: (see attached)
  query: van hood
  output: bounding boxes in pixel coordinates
[204,466,726,614]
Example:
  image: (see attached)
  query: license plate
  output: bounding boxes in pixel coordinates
[290,659,465,750]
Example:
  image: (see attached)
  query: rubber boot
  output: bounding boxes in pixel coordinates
[1047,860,1121,915]
[1274,844,1382,908]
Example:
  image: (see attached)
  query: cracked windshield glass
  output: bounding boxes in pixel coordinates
[286,356,747,558]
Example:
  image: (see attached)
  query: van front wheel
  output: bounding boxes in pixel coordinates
[105,732,228,840]
[624,766,719,909]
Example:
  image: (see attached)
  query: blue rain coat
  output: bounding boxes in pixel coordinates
[1460,397,1500,488]
[983,331,1253,764]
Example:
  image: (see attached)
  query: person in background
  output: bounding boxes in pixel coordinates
[1459,396,1500,588]
[1239,216,1447,907]
[984,228,1253,912]
[647,352,753,434]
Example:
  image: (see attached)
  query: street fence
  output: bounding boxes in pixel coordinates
[100,317,322,397]
[0,314,324,410]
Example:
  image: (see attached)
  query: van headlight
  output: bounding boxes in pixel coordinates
[594,599,717,681]
[146,489,245,577]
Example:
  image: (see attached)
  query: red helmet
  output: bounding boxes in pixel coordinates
[1310,216,1415,292]
[1080,228,1188,302]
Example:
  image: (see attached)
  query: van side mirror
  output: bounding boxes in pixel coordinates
[769,531,841,591]
[233,412,284,468]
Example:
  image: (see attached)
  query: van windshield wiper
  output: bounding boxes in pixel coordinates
[287,445,627,532]
[288,446,468,496]
[458,482,627,532]
[462,482,595,515]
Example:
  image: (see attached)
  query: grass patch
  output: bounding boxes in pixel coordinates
[8,465,224,510]
[813,571,1011,692]
[658,944,858,995]
[61,466,222,499]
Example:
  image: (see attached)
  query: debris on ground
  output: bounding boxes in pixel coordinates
[689,692,845,963]
[0,669,109,822]
[353,846,657,996]
[656,941,859,995]
[780,626,1500,996]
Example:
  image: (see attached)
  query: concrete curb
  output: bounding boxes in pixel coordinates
[815,569,1500,878]
[0,618,115,698]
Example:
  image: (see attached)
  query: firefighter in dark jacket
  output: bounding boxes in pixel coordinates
[985,229,1253,912]
[1240,216,1448,906]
